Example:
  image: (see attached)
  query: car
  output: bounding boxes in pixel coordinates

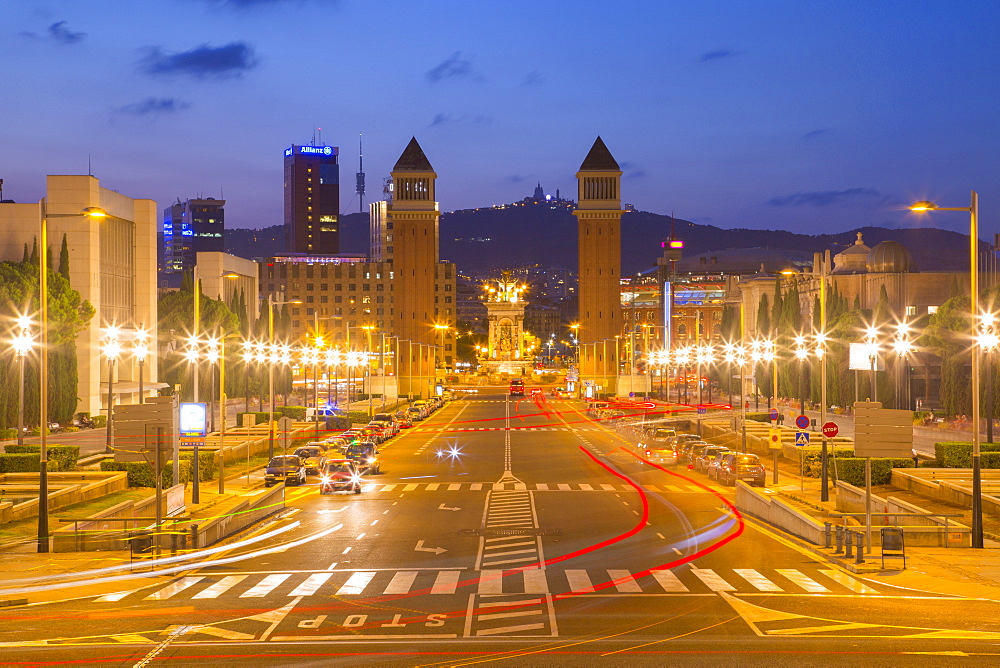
[366,423,392,442]
[509,379,525,396]
[264,455,307,487]
[319,459,362,494]
[345,440,381,475]
[643,446,677,466]
[392,413,413,428]
[529,387,543,398]
[681,441,711,465]
[717,453,767,487]
[292,445,326,475]
[586,401,609,416]
[694,446,730,474]
[371,413,399,436]
[407,406,425,421]
[676,434,702,450]
[706,449,732,480]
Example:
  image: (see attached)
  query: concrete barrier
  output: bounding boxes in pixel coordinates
[892,469,1000,518]
[2,472,128,524]
[735,481,826,544]
[834,480,970,547]
[188,484,285,549]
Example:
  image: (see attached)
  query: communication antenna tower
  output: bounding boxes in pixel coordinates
[356,133,366,213]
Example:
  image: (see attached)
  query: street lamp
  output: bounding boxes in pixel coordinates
[36,205,106,553]
[102,326,122,453]
[977,314,999,444]
[11,316,34,447]
[892,321,913,411]
[864,326,879,402]
[794,334,809,416]
[433,323,449,371]
[266,296,301,459]
[133,327,150,403]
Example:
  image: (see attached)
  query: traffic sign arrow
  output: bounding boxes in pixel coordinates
[438,503,461,511]
[414,540,448,555]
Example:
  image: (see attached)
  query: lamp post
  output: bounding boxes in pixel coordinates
[892,321,913,411]
[102,327,122,453]
[266,296,301,459]
[133,326,149,403]
[864,326,879,402]
[12,316,33,447]
[433,323,449,371]
[794,334,808,416]
[979,315,999,444]
[911,193,982,547]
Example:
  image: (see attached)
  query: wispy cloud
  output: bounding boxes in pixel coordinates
[429,113,492,127]
[200,0,341,7]
[699,48,737,63]
[507,175,526,183]
[803,128,829,140]
[619,161,646,179]
[139,42,258,79]
[767,188,891,207]
[427,52,476,83]
[521,70,543,86]
[20,20,86,44]
[116,98,191,116]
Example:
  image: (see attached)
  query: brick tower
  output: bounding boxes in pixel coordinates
[574,137,623,396]
[389,137,439,398]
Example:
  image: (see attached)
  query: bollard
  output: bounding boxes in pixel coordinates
[171,532,178,557]
[855,531,865,564]
[834,526,844,554]
[844,530,854,559]
[190,524,199,550]
[824,522,832,549]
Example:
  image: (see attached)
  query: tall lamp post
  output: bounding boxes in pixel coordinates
[911,192,983,548]
[892,321,913,411]
[133,326,150,403]
[266,296,301,459]
[12,316,34,447]
[979,314,999,444]
[102,327,122,453]
[864,326,879,402]
[794,335,808,415]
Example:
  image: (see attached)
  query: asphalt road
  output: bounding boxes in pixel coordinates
[2,394,999,666]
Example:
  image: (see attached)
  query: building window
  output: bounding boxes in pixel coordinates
[306,296,314,303]
[335,283,342,291]
[320,283,328,290]
[335,296,342,303]
[320,296,328,303]
[905,305,917,316]
[928,305,939,314]
[306,283,314,291]
[376,284,384,291]
[349,284,356,291]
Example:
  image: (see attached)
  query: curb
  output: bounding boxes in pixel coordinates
[739,511,885,574]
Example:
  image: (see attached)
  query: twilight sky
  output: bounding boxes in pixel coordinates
[2,0,1000,238]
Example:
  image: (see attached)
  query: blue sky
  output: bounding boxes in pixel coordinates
[2,0,1000,237]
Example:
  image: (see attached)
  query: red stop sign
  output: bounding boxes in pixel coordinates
[822,422,839,437]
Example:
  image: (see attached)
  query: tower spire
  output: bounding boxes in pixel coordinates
[356,133,366,213]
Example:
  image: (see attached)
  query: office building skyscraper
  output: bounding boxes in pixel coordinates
[284,144,340,254]
[162,197,225,275]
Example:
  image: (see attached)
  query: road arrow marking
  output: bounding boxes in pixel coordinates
[415,540,448,555]
[438,504,461,511]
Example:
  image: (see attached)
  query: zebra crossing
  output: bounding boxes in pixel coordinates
[93,566,881,603]
[361,482,716,493]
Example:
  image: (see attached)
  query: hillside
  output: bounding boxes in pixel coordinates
[225,207,972,276]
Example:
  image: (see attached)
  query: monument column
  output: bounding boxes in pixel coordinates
[574,137,623,396]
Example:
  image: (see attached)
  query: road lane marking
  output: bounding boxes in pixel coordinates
[240,574,291,598]
[691,569,736,591]
[448,483,461,490]
[341,547,352,554]
[600,484,615,491]
[383,571,419,594]
[536,483,549,490]
[381,484,397,491]
[477,609,545,622]
[191,575,248,599]
[485,535,531,542]
[482,557,537,566]
[403,484,418,491]
[651,569,689,592]
[819,569,878,593]
[355,533,366,540]
[288,572,333,596]
[478,570,504,594]
[485,540,535,550]
[144,577,204,600]
[566,570,595,593]
[336,571,376,595]
[431,570,461,594]
[96,590,136,602]
[776,569,830,593]
[734,569,783,592]
[523,569,548,593]
[607,569,643,593]
[476,622,546,636]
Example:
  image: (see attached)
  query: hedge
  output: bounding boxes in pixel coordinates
[0,454,59,473]
[240,412,273,426]
[0,428,18,440]
[100,458,194,487]
[933,442,1000,467]
[92,415,107,428]
[276,406,307,420]
[5,445,79,472]
[745,413,773,423]
[356,393,384,401]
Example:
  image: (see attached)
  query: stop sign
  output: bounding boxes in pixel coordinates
[822,421,839,438]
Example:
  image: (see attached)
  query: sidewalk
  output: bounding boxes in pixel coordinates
[743,448,1000,599]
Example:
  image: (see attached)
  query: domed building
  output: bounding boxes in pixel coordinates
[866,240,913,274]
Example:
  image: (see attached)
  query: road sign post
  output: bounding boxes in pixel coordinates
[854,401,913,554]
[769,408,779,422]
[795,431,810,491]
[795,414,810,430]
[822,421,839,438]
[768,428,782,483]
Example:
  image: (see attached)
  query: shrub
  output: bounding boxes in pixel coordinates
[0,428,18,440]
[5,445,79,471]
[348,411,372,424]
[63,426,79,433]
[539,374,558,384]
[92,415,107,428]
[356,393,384,401]
[826,457,914,486]
[933,442,1000,468]
[745,413,773,423]
[276,406,307,420]
[100,458,193,487]
[240,412,275,426]
[0,453,59,473]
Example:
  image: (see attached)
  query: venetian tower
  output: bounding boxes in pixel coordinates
[574,137,623,395]
[389,137,439,398]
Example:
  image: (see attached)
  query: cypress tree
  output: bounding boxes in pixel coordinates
[29,238,38,265]
[58,234,70,280]
[22,243,29,264]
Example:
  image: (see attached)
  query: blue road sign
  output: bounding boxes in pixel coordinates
[795,432,811,446]
[795,414,810,429]
[697,406,707,415]
[769,408,779,421]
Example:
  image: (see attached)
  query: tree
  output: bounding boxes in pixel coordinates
[58,234,70,280]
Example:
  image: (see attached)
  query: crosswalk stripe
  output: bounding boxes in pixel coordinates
[241,574,291,598]
[431,570,460,594]
[565,570,595,593]
[579,484,594,491]
[426,483,440,491]
[557,484,571,491]
[448,483,461,490]
[381,484,397,491]
[665,485,683,492]
[477,609,544,622]
[733,569,783,592]
[478,570,504,594]
[691,568,736,591]
[96,590,137,602]
[644,485,661,492]
[819,569,878,594]
[361,483,377,492]
[471,484,483,490]
[289,572,333,596]
[536,483,549,490]
[383,571,418,595]
[485,540,535,550]
[607,569,643,593]
[192,575,248,599]
[776,569,830,593]
[523,569,548,593]
[600,484,615,491]
[482,557,537,566]
[402,484,419,491]
[337,571,376,595]
[650,569,689,592]
[145,577,204,600]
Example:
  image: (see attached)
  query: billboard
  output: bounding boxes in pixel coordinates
[179,402,208,437]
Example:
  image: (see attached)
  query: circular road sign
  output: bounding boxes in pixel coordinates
[769,408,779,421]
[795,414,810,429]
[822,421,839,438]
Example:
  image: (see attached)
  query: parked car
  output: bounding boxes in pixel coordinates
[319,459,362,494]
[345,441,381,475]
[694,446,730,474]
[371,413,399,436]
[264,455,307,487]
[706,449,732,480]
[292,445,326,475]
[717,453,767,486]
[392,412,413,428]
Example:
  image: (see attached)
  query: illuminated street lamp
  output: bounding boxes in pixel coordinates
[674,346,692,404]
[912,192,983,548]
[102,326,123,453]
[863,326,879,402]
[892,321,914,411]
[696,345,714,404]
[433,323,449,370]
[794,334,809,415]
[133,327,150,402]
[978,314,999,444]
[12,316,34,447]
